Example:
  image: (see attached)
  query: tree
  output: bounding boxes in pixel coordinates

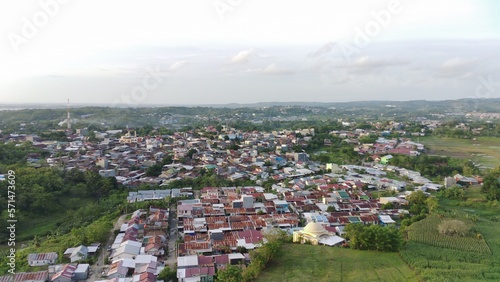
[425,196,439,213]
[381,202,394,210]
[217,265,243,282]
[158,266,177,282]
[344,224,403,252]
[407,190,426,205]
[146,164,162,177]
[326,205,336,212]
[482,171,500,201]
[407,190,429,215]
[441,186,465,200]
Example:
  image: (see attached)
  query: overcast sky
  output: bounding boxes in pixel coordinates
[1,0,499,106]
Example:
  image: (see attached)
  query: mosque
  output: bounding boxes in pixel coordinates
[292,222,345,246]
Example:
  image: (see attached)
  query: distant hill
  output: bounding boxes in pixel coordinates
[2,98,499,111]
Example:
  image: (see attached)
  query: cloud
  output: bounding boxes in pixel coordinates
[169,60,189,71]
[261,63,294,75]
[333,76,351,84]
[437,57,478,78]
[351,56,409,68]
[230,50,256,64]
[340,56,410,74]
[308,42,337,57]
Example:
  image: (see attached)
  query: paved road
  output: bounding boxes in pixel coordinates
[87,213,129,282]
[164,206,178,268]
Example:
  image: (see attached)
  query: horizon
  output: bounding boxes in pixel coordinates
[0,97,497,110]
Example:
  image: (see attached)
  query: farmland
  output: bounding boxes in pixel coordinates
[258,244,418,282]
[400,187,500,281]
[406,215,491,254]
[419,136,500,170]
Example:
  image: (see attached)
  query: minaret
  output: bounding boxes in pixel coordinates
[67,99,71,131]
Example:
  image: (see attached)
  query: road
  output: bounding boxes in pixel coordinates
[87,213,129,282]
[163,192,199,268]
[163,206,178,268]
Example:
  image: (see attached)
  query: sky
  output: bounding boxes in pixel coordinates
[0,0,500,106]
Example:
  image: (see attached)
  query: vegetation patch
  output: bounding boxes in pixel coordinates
[259,244,418,282]
[407,215,490,254]
[419,136,500,170]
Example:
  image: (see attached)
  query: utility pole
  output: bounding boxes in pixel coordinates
[67,99,71,131]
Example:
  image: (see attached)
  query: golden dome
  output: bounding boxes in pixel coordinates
[303,222,327,235]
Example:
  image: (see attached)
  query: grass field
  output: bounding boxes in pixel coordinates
[400,187,500,281]
[13,196,95,242]
[406,215,491,254]
[259,244,418,282]
[419,136,500,170]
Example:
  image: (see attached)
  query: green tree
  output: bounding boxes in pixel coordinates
[345,224,402,252]
[146,164,162,177]
[482,171,500,201]
[217,265,243,282]
[326,205,336,212]
[425,196,439,213]
[158,266,177,282]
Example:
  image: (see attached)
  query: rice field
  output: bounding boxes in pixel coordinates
[418,136,500,170]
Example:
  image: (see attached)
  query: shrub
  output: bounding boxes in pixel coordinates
[438,219,469,237]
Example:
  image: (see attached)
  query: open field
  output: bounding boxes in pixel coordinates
[259,244,418,282]
[13,196,94,242]
[406,215,491,254]
[419,136,500,170]
[400,187,500,281]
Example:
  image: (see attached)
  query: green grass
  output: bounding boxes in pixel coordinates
[259,244,418,282]
[13,196,95,242]
[16,213,68,242]
[400,187,500,281]
[419,136,500,170]
[406,215,491,254]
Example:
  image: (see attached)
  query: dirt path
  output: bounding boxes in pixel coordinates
[87,213,129,282]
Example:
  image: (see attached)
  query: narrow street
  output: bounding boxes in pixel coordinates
[87,213,129,282]
[163,206,178,268]
[163,192,198,268]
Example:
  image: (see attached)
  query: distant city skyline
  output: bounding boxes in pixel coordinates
[1,0,500,105]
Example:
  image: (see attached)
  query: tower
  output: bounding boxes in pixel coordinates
[66,99,71,131]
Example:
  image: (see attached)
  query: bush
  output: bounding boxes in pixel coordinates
[438,219,469,237]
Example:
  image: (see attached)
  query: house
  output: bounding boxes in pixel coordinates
[28,252,58,266]
[136,272,156,282]
[177,267,215,282]
[64,245,88,263]
[106,260,131,279]
[272,200,289,214]
[73,264,90,281]
[379,197,407,206]
[111,240,142,260]
[227,253,245,265]
[380,155,393,164]
[177,255,199,269]
[51,264,76,282]
[144,243,163,256]
[0,271,48,282]
[379,215,396,226]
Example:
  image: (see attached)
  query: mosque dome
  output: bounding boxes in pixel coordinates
[303,222,327,235]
